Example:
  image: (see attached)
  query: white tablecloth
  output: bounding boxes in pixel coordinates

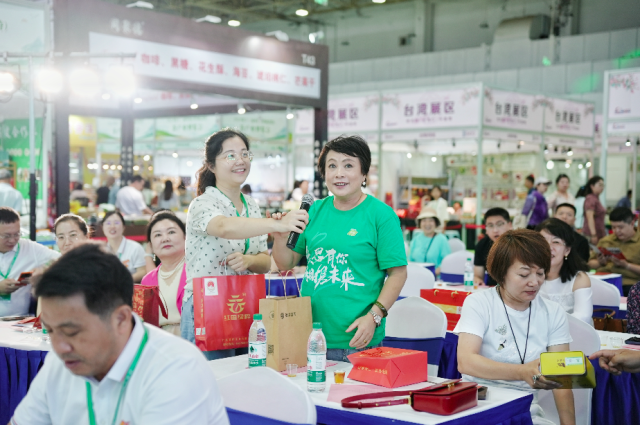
[208,355,533,425]
[0,320,51,351]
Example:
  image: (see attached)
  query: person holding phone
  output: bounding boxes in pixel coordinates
[0,207,60,316]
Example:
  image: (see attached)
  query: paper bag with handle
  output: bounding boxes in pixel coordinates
[259,271,313,372]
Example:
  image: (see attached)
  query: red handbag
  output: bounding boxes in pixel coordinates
[132,285,168,327]
[341,379,478,416]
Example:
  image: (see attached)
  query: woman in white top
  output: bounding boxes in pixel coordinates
[425,186,449,228]
[536,218,592,324]
[573,186,587,230]
[141,211,187,336]
[157,180,181,211]
[547,174,575,213]
[182,128,308,360]
[289,180,309,202]
[102,211,146,282]
[455,229,575,425]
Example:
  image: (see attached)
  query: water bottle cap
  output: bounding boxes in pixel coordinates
[254,314,262,320]
[313,322,322,329]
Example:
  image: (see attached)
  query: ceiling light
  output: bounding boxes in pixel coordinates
[309,31,324,43]
[296,9,309,16]
[286,107,294,120]
[102,93,111,100]
[228,20,241,27]
[431,156,437,162]
[105,66,135,97]
[546,160,555,170]
[143,155,150,161]
[0,72,18,94]
[133,165,140,171]
[567,149,573,156]
[578,164,584,169]
[102,164,109,170]
[626,139,631,147]
[190,103,198,109]
[117,165,123,170]
[565,162,571,168]
[172,152,178,158]
[134,97,142,103]
[126,1,154,8]
[237,104,246,114]
[36,68,63,93]
[406,153,412,159]
[69,68,101,97]
[372,0,386,3]
[586,161,592,168]
[266,30,289,42]
[110,165,116,170]
[195,15,222,23]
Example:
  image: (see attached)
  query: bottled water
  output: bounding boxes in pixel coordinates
[464,258,474,287]
[307,322,327,392]
[248,314,267,368]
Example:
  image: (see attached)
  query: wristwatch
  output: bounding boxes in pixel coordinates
[369,310,382,327]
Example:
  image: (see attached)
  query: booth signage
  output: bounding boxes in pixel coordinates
[381,129,478,142]
[607,121,640,134]
[155,116,221,141]
[381,87,481,130]
[328,95,380,133]
[221,112,288,141]
[483,88,544,132]
[0,1,47,53]
[1,118,43,200]
[543,98,594,138]
[90,33,322,100]
[607,72,640,120]
[294,109,315,135]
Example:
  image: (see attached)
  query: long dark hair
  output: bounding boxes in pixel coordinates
[584,175,603,196]
[163,180,174,201]
[536,218,588,283]
[196,128,250,196]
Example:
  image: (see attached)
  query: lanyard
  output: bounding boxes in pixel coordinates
[424,235,435,259]
[497,287,531,364]
[216,188,250,255]
[0,243,20,280]
[85,326,149,425]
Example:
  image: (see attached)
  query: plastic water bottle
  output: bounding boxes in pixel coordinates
[248,314,267,368]
[464,258,474,287]
[307,322,327,392]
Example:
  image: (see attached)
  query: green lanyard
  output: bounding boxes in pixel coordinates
[216,188,250,255]
[85,326,149,425]
[0,243,20,280]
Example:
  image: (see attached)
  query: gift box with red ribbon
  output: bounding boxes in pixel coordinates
[420,288,471,331]
[347,347,428,388]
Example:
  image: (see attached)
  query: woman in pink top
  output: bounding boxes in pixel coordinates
[582,176,607,245]
[141,210,187,335]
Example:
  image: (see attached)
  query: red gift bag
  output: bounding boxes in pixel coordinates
[420,289,471,331]
[347,347,428,388]
[133,285,168,327]
[192,274,266,352]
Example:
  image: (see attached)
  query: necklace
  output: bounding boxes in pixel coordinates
[159,257,185,284]
[497,287,531,364]
[334,192,366,211]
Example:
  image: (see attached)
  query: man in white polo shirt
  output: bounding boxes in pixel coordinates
[115,175,153,216]
[11,243,229,425]
[0,207,60,316]
[0,169,24,213]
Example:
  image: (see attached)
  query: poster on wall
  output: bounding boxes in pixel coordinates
[0,119,43,200]
[607,71,640,120]
[0,2,47,52]
[382,87,481,130]
[543,98,594,138]
[483,88,544,132]
[221,112,288,141]
[328,95,380,133]
[294,109,314,135]
[155,115,221,141]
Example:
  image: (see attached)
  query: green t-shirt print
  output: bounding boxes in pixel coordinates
[293,195,407,349]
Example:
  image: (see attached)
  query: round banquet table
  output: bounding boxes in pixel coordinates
[208,354,534,425]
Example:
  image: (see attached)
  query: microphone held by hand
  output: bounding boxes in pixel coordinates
[286,194,314,250]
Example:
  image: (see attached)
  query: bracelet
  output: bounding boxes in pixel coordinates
[144,253,154,258]
[374,301,388,318]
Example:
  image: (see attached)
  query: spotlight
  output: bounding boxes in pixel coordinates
[190,103,198,110]
[69,68,101,97]
[372,0,386,3]
[309,31,324,43]
[578,164,584,169]
[195,15,222,23]
[237,104,246,114]
[172,152,178,158]
[36,68,63,94]
[546,160,555,170]
[110,164,116,170]
[431,156,437,162]
[228,20,241,27]
[105,66,135,97]
[567,149,573,156]
[0,71,18,94]
[406,153,412,158]
[266,30,289,42]
[116,165,123,170]
[626,138,631,147]
[286,107,294,120]
[126,1,153,8]
[133,165,140,171]
[102,164,109,170]
[565,161,571,168]
[134,97,142,104]
[586,162,592,168]
[296,9,309,16]
[143,155,150,161]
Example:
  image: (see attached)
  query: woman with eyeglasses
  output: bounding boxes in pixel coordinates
[182,128,308,360]
[536,218,592,324]
[54,214,90,254]
[101,210,147,283]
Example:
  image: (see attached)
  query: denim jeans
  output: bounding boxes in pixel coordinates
[326,342,383,363]
[180,296,236,361]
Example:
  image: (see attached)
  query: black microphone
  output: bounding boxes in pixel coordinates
[286,194,314,250]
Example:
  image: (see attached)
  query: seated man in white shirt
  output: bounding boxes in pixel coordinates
[115,175,153,216]
[0,207,60,316]
[11,243,229,425]
[0,169,24,213]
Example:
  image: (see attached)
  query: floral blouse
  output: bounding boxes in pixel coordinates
[628,282,640,335]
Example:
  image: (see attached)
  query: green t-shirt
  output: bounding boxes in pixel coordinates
[293,195,407,349]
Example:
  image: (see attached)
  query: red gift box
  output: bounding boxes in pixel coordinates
[347,347,428,388]
[133,285,168,327]
[420,288,471,331]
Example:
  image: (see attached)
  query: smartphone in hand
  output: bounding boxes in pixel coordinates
[17,272,32,285]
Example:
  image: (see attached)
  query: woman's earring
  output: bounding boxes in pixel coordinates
[153,254,156,262]
[564,255,568,261]
[362,177,367,188]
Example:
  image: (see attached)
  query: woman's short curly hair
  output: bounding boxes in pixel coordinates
[486,229,551,286]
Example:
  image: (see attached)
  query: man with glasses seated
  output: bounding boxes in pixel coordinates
[554,203,590,262]
[474,208,512,287]
[0,207,60,316]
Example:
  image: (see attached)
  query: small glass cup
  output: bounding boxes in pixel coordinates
[334,370,346,384]
[611,336,624,349]
[286,364,298,377]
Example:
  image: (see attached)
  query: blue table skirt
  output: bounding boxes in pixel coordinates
[266,276,302,297]
[600,275,624,296]
[440,273,464,284]
[383,337,445,367]
[0,347,48,425]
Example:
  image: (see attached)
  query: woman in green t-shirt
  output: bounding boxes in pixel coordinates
[272,135,408,362]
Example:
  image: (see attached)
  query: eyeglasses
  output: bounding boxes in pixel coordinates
[220,151,253,164]
[0,233,22,240]
[486,221,507,230]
